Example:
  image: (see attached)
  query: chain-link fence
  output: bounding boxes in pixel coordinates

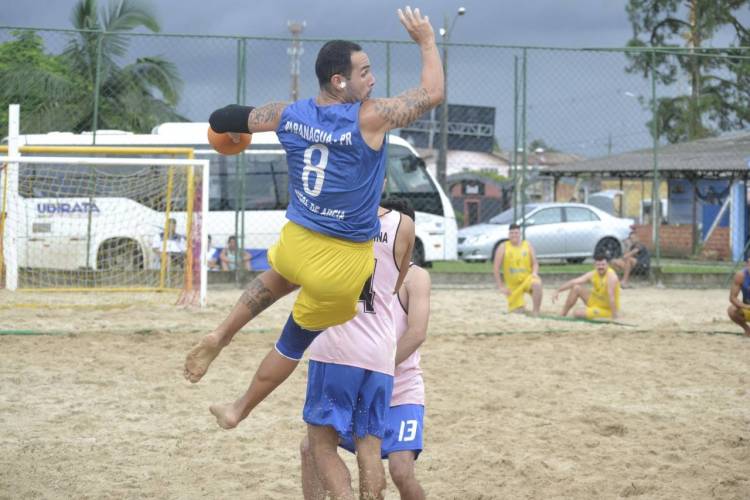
[1,26,749,281]
[519,47,749,271]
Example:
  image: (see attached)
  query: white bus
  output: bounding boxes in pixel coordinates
[7,122,457,274]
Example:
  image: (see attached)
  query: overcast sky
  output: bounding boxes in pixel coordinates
[5,0,747,46]
[2,1,748,157]
[3,0,643,47]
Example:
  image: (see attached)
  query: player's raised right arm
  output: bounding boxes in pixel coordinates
[360,7,444,138]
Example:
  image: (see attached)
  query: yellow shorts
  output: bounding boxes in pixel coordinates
[268,221,374,331]
[742,309,750,321]
[585,305,613,320]
[507,274,540,312]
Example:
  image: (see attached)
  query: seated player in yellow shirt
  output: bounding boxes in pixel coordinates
[726,255,750,336]
[492,223,542,316]
[553,251,621,320]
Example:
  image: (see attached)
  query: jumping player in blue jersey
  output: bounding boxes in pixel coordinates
[184,7,443,426]
[727,256,750,336]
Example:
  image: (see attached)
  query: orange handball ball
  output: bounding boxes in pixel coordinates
[207,126,252,155]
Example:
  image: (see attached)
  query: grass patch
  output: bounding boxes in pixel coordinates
[430,261,588,274]
[431,260,735,275]
[0,330,66,336]
[660,265,733,274]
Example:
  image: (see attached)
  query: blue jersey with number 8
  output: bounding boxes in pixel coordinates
[276,98,387,242]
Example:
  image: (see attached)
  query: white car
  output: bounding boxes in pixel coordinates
[457,203,634,263]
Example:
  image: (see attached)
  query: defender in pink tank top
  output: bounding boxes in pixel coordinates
[302,199,416,500]
[302,258,432,500]
[308,209,403,374]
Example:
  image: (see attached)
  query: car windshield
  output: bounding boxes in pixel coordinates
[489,205,537,224]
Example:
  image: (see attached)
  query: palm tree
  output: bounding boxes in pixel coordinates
[0,30,89,136]
[64,0,185,133]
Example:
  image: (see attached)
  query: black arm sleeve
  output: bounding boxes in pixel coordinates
[208,105,255,133]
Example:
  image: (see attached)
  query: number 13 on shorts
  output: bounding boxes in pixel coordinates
[398,419,418,442]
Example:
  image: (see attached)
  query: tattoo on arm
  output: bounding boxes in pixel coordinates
[373,88,430,129]
[238,278,276,317]
[248,102,288,132]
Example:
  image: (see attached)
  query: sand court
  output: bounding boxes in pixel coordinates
[1,285,748,499]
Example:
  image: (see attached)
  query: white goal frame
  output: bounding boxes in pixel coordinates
[0,155,210,306]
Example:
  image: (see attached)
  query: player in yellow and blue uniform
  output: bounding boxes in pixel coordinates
[553,251,621,320]
[183,8,443,441]
[269,95,387,331]
[493,223,543,315]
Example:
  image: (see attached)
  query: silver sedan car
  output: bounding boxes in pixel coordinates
[457,203,634,263]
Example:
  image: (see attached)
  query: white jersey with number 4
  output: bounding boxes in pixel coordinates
[308,209,403,376]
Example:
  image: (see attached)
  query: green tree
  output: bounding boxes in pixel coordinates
[0,0,184,136]
[65,0,184,132]
[528,138,558,152]
[0,31,89,136]
[625,0,750,143]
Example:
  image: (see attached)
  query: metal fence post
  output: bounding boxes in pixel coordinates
[436,38,449,193]
[87,31,105,269]
[91,31,104,144]
[520,48,528,239]
[240,39,247,276]
[512,55,519,222]
[386,42,391,98]
[650,49,661,270]
[232,37,247,281]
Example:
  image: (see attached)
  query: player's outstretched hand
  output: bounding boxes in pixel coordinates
[397,6,435,47]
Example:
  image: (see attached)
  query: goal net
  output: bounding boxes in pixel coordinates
[0,153,209,306]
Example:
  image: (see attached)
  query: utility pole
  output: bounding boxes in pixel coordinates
[287,21,306,101]
[436,7,466,192]
[436,16,449,192]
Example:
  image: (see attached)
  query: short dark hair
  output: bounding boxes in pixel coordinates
[509,223,521,231]
[227,235,237,244]
[315,40,362,89]
[593,251,608,261]
[381,197,415,221]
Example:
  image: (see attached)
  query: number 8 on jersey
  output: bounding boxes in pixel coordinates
[302,144,329,197]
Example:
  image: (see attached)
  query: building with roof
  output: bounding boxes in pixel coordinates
[538,132,750,261]
[445,172,511,227]
[416,148,510,178]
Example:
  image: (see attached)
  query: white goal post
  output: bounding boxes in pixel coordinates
[0,155,210,306]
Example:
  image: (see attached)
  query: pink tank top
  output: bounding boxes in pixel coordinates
[390,266,425,406]
[308,209,402,375]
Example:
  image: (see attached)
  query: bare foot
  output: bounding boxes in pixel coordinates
[210,402,242,429]
[184,333,223,383]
